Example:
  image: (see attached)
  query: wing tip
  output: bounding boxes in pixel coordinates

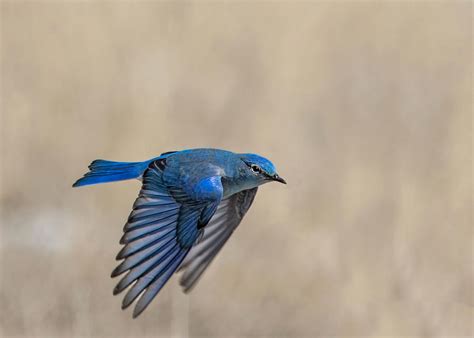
[132,305,146,318]
[181,284,194,294]
[113,286,122,296]
[111,264,126,278]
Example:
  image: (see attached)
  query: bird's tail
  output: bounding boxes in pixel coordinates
[72,159,153,187]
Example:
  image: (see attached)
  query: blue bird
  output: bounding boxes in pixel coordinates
[73,148,286,317]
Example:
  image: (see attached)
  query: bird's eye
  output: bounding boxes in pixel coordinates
[250,164,261,173]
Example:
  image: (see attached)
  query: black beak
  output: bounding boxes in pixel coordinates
[272,174,287,184]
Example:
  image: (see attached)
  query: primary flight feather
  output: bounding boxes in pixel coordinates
[73,148,286,318]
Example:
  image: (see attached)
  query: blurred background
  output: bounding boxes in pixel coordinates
[1,1,472,337]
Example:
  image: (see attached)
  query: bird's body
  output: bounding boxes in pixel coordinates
[73,148,285,317]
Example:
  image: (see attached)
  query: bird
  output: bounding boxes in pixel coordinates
[73,148,286,318]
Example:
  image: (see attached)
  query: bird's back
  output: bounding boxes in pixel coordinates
[164,148,251,199]
[164,148,238,177]
[165,148,235,165]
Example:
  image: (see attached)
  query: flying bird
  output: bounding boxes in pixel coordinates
[73,148,286,317]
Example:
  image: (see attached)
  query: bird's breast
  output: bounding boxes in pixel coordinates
[221,176,256,198]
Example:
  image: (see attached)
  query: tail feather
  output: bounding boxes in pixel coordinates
[73,159,152,187]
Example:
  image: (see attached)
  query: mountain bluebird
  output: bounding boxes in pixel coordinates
[73,148,286,317]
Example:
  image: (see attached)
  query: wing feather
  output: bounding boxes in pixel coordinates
[132,249,189,318]
[112,159,222,317]
[178,187,258,292]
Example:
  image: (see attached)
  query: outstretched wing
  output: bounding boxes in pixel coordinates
[111,159,222,318]
[178,187,258,292]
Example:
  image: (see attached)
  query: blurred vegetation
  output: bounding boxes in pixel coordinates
[1,1,472,337]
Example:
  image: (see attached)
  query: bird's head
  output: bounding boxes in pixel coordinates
[239,153,286,186]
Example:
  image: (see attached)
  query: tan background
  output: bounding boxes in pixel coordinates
[0,1,472,337]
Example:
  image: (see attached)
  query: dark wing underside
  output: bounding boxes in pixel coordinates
[177,187,258,292]
[111,160,220,318]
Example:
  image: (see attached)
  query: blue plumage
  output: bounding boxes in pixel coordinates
[72,159,152,187]
[73,148,285,317]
